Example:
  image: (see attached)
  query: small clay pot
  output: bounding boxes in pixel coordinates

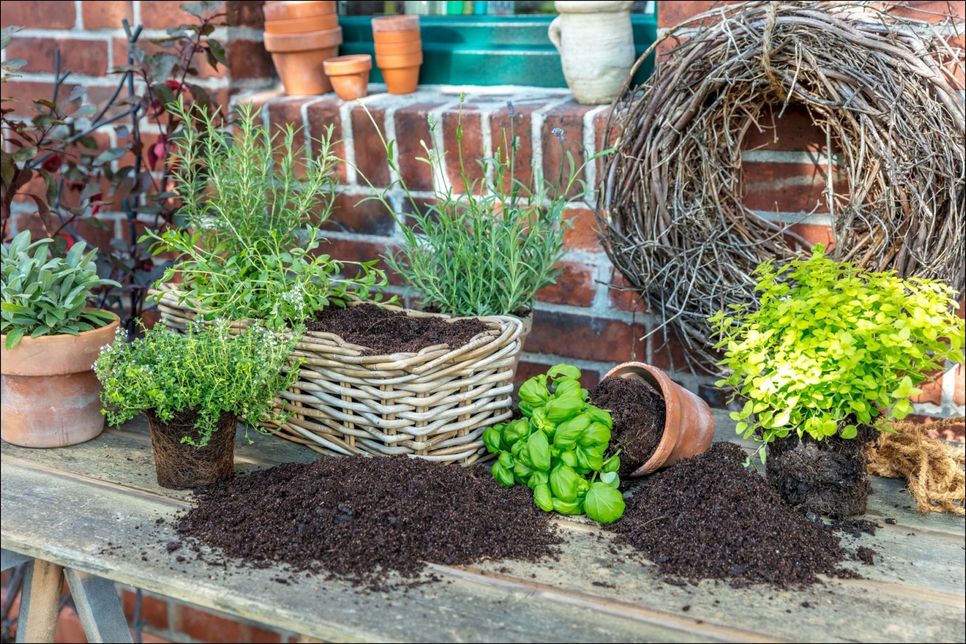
[380,65,421,94]
[373,29,421,44]
[374,39,422,56]
[602,362,714,476]
[323,54,371,100]
[1,313,119,448]
[375,52,423,69]
[264,13,339,34]
[264,27,343,95]
[372,14,420,33]
[147,410,237,490]
[263,0,336,22]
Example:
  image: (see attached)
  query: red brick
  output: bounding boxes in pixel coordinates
[542,100,592,199]
[0,1,76,29]
[326,193,396,236]
[351,105,390,187]
[563,207,602,253]
[1,81,81,115]
[608,271,647,313]
[515,360,600,391]
[741,162,846,214]
[227,38,275,80]
[54,606,87,644]
[139,631,172,644]
[82,1,132,29]
[394,102,442,192]
[883,1,966,21]
[266,97,310,176]
[442,108,484,193]
[535,261,596,307]
[491,102,537,193]
[741,104,830,153]
[657,1,741,29]
[648,327,694,373]
[140,1,194,28]
[175,604,283,644]
[227,0,265,28]
[954,364,964,407]
[304,97,348,184]
[6,36,108,76]
[322,237,399,285]
[592,108,617,188]
[911,372,944,405]
[122,589,170,631]
[785,223,834,251]
[525,310,645,363]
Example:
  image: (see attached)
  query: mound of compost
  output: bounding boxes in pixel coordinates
[174,456,560,590]
[609,442,860,587]
[591,376,666,476]
[306,303,487,355]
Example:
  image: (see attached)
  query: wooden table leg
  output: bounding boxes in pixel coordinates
[64,569,133,644]
[16,558,64,644]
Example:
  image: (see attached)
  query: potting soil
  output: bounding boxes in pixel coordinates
[174,456,560,590]
[306,303,488,355]
[590,376,665,476]
[610,442,861,587]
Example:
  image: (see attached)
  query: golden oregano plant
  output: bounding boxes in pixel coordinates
[709,246,965,462]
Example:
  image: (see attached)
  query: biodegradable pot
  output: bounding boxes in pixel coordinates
[373,39,423,55]
[264,27,343,95]
[602,362,714,476]
[549,0,635,104]
[146,410,237,490]
[263,0,336,22]
[264,13,339,34]
[1,313,119,448]
[766,425,876,517]
[323,54,371,100]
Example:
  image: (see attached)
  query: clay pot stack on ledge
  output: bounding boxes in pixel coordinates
[263,1,342,95]
[372,15,422,95]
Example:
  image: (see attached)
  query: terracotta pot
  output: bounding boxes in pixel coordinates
[263,0,336,22]
[373,40,422,56]
[375,52,423,69]
[1,313,119,448]
[264,13,339,34]
[264,27,343,95]
[380,65,421,94]
[373,29,421,44]
[372,14,420,33]
[147,410,237,490]
[602,361,714,476]
[323,54,371,100]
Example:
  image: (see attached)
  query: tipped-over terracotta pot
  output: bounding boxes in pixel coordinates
[1,313,119,448]
[602,361,714,476]
[264,27,342,95]
[263,0,336,22]
[323,54,371,100]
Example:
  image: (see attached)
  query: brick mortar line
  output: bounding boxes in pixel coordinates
[583,104,609,203]
[10,70,273,90]
[73,0,83,30]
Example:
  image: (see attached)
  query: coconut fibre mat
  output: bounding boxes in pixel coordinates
[174,456,561,591]
[609,442,866,588]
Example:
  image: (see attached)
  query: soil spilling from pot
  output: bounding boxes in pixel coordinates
[174,456,560,590]
[147,410,236,490]
[306,303,488,355]
[590,376,665,477]
[609,442,863,587]
[767,424,877,518]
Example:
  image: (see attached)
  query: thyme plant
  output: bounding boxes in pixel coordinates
[149,99,387,327]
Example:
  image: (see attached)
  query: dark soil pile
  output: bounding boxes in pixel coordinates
[174,456,560,590]
[609,442,857,587]
[306,303,487,355]
[590,376,666,476]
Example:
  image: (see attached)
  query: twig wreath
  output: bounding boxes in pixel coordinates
[598,1,965,370]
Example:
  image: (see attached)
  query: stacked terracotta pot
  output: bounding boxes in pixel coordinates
[372,15,422,95]
[263,1,342,95]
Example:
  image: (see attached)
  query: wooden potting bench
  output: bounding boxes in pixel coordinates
[2,410,964,643]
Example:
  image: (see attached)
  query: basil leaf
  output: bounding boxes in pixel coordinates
[600,471,620,488]
[602,454,621,474]
[491,461,515,488]
[549,463,581,502]
[552,498,583,515]
[482,425,503,454]
[584,481,626,524]
[554,412,592,448]
[578,421,611,448]
[547,364,582,381]
[527,430,551,472]
[532,483,554,512]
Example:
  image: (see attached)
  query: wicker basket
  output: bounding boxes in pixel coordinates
[152,285,524,465]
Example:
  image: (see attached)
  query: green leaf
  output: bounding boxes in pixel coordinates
[549,463,581,502]
[553,412,591,448]
[551,498,583,515]
[583,482,625,524]
[532,483,553,512]
[491,461,515,488]
[527,430,551,472]
[4,327,25,349]
[547,364,581,381]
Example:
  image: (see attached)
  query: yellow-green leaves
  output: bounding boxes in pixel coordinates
[709,248,965,456]
[482,364,625,524]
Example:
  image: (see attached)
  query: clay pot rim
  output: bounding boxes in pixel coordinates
[263,13,339,33]
[324,54,373,75]
[264,26,343,52]
[263,1,337,21]
[372,15,420,32]
[376,52,424,68]
[554,0,634,13]
[0,311,120,376]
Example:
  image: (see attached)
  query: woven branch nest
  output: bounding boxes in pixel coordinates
[152,285,524,465]
[599,1,965,370]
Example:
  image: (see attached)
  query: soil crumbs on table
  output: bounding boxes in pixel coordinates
[590,376,665,477]
[174,456,560,591]
[306,303,488,355]
[609,442,867,588]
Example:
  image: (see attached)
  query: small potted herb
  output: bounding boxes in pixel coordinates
[709,247,965,517]
[1,232,119,447]
[95,322,297,489]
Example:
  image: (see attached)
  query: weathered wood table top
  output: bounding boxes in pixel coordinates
[2,410,964,642]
